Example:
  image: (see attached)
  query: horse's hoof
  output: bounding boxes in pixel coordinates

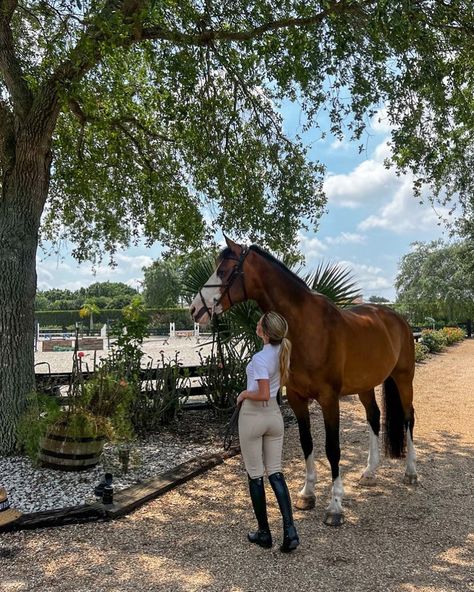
[295,495,316,511]
[403,473,418,486]
[324,512,345,527]
[359,474,377,487]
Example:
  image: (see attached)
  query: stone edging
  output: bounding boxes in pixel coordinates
[1,447,240,533]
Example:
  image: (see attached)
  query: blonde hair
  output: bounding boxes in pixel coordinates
[261,311,292,386]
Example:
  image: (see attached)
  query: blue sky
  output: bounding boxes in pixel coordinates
[37,103,449,301]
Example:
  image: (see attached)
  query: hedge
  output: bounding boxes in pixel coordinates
[35,308,194,329]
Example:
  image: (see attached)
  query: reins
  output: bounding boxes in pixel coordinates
[223,401,242,451]
[195,246,250,450]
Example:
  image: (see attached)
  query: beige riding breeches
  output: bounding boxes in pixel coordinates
[238,398,284,479]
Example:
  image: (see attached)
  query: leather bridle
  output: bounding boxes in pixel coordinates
[194,246,249,323]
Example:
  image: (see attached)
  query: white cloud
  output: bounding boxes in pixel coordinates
[338,260,393,293]
[358,177,448,234]
[325,232,366,245]
[324,137,453,235]
[324,143,400,208]
[370,106,392,134]
[330,137,351,151]
[115,253,154,271]
[298,233,328,264]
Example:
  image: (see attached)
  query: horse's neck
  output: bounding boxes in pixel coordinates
[249,260,311,318]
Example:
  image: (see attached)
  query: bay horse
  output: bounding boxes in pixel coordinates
[190,237,417,526]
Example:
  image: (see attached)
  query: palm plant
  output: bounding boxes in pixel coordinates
[304,261,361,307]
[79,300,100,331]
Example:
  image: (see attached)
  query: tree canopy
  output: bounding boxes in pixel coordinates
[395,240,474,323]
[142,257,185,308]
[2,1,473,263]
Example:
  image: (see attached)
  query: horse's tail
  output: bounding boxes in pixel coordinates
[382,376,406,458]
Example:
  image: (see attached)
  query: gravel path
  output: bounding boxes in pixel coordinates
[2,340,473,592]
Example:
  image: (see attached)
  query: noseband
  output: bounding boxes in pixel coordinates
[194,247,249,322]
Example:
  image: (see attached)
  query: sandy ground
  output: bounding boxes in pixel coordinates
[2,340,474,592]
[34,336,214,373]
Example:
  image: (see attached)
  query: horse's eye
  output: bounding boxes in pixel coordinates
[217,269,225,279]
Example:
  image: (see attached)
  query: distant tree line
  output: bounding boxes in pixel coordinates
[395,239,474,326]
[35,282,139,311]
[37,239,474,330]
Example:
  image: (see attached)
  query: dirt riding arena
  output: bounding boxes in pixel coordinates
[2,340,473,592]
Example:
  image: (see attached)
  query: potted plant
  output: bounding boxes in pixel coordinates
[18,358,135,471]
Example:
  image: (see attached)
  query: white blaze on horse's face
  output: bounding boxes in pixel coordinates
[190,269,224,325]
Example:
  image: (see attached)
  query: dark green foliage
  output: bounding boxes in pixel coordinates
[35,283,139,311]
[395,239,474,323]
[305,262,361,306]
[34,307,193,329]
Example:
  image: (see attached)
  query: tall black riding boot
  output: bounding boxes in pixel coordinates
[269,472,300,552]
[247,475,273,548]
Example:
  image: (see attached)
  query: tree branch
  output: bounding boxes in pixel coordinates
[37,0,355,138]
[209,42,293,150]
[67,97,174,163]
[0,0,33,117]
[52,1,354,90]
[141,6,344,45]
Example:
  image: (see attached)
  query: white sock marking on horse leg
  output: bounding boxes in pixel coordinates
[299,452,316,498]
[361,424,380,480]
[405,428,417,478]
[326,476,344,515]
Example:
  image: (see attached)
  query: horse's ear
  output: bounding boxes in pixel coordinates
[224,235,242,253]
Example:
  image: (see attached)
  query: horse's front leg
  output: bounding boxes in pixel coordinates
[321,395,345,526]
[287,391,316,511]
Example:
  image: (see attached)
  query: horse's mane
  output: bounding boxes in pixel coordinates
[218,244,310,291]
[249,245,311,291]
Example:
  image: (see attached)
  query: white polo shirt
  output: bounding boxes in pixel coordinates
[246,343,281,399]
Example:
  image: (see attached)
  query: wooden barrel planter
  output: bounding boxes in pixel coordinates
[38,423,105,471]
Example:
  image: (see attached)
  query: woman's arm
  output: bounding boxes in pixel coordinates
[237,379,270,403]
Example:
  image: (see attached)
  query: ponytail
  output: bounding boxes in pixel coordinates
[279,336,292,386]
[261,311,292,386]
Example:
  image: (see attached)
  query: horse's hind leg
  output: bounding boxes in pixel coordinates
[358,389,381,486]
[287,390,316,511]
[388,371,417,485]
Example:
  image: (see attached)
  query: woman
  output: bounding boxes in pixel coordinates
[236,311,299,552]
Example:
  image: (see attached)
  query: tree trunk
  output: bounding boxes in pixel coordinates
[0,136,50,454]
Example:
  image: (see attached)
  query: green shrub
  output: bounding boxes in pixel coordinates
[198,340,249,413]
[421,329,447,353]
[16,393,61,459]
[439,326,465,345]
[415,342,430,363]
[131,353,189,433]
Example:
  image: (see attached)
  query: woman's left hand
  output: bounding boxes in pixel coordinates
[236,391,246,404]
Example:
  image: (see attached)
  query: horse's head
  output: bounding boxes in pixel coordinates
[190,236,249,324]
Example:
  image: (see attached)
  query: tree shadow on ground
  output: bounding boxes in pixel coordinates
[2,395,473,592]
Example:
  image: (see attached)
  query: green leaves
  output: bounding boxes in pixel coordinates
[395,239,474,322]
[304,261,361,307]
[3,0,473,262]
